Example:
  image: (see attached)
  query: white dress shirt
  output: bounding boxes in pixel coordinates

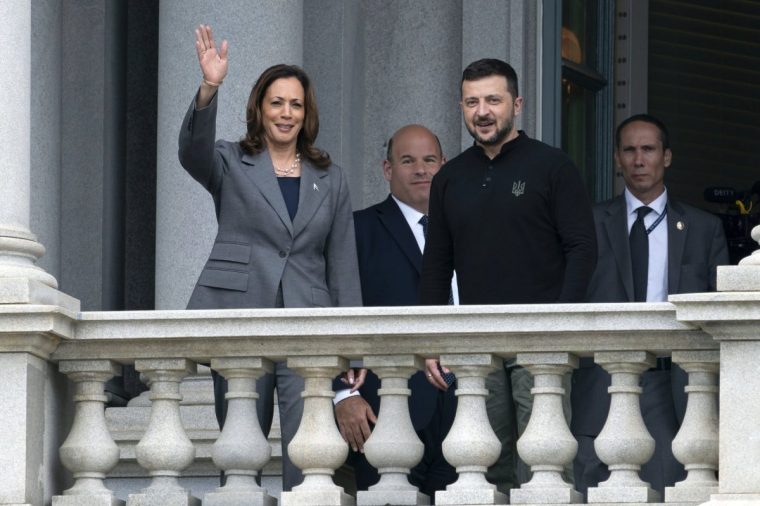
[624,188,668,302]
[392,196,460,305]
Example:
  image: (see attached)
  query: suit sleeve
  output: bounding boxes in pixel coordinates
[707,215,730,291]
[552,160,598,302]
[326,165,363,307]
[178,90,226,195]
[419,172,455,305]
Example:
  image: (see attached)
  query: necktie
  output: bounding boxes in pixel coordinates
[419,215,429,238]
[630,206,652,302]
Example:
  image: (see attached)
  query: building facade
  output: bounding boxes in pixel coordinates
[3,1,760,506]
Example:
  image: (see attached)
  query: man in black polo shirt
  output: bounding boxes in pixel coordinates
[419,58,596,493]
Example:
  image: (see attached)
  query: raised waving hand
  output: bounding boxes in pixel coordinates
[195,24,228,107]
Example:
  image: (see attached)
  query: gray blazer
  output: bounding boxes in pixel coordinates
[572,194,728,436]
[571,194,728,494]
[178,92,362,310]
[586,195,728,303]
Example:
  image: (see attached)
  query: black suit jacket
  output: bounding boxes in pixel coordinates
[353,195,441,430]
[572,195,729,435]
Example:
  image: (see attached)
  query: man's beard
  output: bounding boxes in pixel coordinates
[467,115,513,146]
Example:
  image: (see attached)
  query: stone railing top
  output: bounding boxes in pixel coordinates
[670,290,760,341]
[716,226,760,291]
[0,303,77,359]
[0,302,707,363]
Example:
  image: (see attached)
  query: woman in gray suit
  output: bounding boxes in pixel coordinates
[179,25,362,491]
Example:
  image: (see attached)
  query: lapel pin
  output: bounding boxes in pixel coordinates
[313,183,319,192]
[676,221,685,230]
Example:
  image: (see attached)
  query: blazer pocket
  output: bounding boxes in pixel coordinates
[311,286,331,307]
[209,242,251,264]
[198,267,249,292]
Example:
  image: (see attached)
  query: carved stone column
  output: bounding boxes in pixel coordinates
[436,354,507,505]
[671,231,760,506]
[511,353,581,504]
[127,359,199,506]
[588,351,659,503]
[0,0,78,311]
[358,355,427,506]
[54,360,124,506]
[0,0,58,296]
[204,357,276,506]
[665,350,719,503]
[281,356,353,506]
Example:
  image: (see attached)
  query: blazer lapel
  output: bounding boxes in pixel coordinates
[377,196,423,272]
[241,151,294,235]
[603,196,635,301]
[292,160,329,237]
[667,200,687,294]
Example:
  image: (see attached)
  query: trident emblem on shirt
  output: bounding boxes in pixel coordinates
[512,180,525,197]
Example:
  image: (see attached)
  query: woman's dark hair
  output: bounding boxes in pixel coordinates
[240,64,330,168]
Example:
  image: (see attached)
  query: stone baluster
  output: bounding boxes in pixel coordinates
[738,225,760,266]
[127,359,199,506]
[665,350,719,503]
[281,356,353,506]
[588,351,659,503]
[204,357,276,506]
[358,355,427,506]
[436,354,507,505]
[54,360,124,506]
[511,353,581,504]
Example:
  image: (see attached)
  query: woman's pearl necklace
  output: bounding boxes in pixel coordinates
[274,152,301,177]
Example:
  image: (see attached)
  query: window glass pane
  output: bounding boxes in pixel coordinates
[563,0,597,69]
[561,0,603,201]
[562,80,596,198]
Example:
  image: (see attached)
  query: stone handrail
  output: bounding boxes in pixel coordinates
[0,301,731,505]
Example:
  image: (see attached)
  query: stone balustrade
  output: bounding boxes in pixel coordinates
[2,299,752,506]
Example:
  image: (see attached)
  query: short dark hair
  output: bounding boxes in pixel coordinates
[386,128,443,162]
[461,58,519,99]
[240,64,330,168]
[615,113,671,151]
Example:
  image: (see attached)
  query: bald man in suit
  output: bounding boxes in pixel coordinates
[572,114,728,497]
[335,124,458,499]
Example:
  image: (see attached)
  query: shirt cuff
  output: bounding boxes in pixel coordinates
[333,388,361,405]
